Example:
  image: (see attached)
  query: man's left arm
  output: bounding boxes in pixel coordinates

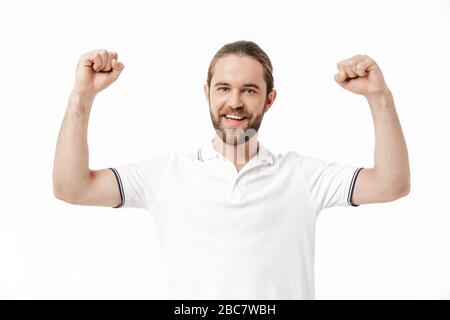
[334,55,411,205]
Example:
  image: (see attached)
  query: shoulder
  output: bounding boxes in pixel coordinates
[131,149,181,174]
[133,144,212,171]
[274,150,317,166]
[274,150,334,178]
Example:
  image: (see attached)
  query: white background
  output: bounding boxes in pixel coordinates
[1,0,449,299]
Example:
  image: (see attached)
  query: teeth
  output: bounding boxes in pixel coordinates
[225,115,245,120]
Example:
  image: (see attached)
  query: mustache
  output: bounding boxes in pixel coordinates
[219,110,249,117]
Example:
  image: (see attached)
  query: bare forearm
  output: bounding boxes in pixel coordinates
[367,90,410,194]
[53,92,95,200]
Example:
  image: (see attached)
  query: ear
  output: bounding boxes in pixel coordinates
[203,83,210,103]
[264,89,277,112]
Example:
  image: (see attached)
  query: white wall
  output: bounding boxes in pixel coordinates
[0,0,449,299]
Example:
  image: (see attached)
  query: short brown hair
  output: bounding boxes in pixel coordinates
[206,40,274,97]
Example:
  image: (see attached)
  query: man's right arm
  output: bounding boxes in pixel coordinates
[52,49,125,207]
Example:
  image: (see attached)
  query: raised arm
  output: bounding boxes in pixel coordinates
[53,49,125,206]
[334,54,410,205]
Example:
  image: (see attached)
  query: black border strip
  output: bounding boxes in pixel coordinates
[109,167,124,208]
[348,167,364,207]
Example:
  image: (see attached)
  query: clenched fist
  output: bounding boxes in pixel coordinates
[73,49,125,97]
[334,54,389,98]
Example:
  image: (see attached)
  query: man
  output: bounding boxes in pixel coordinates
[53,40,410,299]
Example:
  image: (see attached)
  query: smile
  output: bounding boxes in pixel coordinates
[222,115,247,126]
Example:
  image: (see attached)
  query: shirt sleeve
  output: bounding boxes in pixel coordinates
[109,151,175,213]
[297,154,364,214]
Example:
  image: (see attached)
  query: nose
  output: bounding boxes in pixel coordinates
[227,89,244,109]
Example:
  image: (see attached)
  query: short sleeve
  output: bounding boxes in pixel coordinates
[109,151,175,213]
[298,154,363,213]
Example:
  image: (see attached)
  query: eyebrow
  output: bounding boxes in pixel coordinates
[214,82,261,91]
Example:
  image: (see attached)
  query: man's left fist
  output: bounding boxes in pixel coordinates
[334,54,389,98]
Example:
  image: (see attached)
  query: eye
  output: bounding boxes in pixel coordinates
[217,87,229,92]
[245,89,256,94]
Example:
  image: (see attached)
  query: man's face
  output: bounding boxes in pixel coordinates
[204,55,276,146]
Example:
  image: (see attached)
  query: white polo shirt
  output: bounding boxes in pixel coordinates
[110,139,363,300]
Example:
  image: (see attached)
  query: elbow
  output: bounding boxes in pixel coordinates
[392,178,411,199]
[399,183,410,198]
[53,181,64,200]
[53,187,72,204]
[53,173,69,202]
[400,175,411,197]
[53,183,80,204]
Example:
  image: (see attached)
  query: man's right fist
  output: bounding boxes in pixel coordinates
[73,49,125,96]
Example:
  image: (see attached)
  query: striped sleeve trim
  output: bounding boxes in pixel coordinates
[109,167,124,208]
[348,167,364,207]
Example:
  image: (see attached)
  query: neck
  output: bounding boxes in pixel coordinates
[212,134,259,172]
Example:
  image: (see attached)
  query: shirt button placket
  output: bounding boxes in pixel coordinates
[230,179,243,203]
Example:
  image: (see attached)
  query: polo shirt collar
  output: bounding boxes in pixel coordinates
[197,138,274,165]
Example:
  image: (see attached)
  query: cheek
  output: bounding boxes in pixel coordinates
[247,105,263,116]
[210,106,223,121]
[210,104,226,116]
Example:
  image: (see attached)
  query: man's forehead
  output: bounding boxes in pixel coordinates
[212,55,264,87]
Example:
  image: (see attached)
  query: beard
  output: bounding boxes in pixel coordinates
[209,104,265,146]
